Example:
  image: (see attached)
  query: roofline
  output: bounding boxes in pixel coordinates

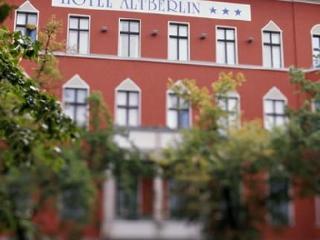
[279,0,320,5]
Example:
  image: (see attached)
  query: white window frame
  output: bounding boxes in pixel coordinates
[14,1,39,41]
[67,14,91,54]
[215,25,238,65]
[263,87,287,130]
[311,24,320,68]
[114,78,141,127]
[216,91,241,129]
[62,74,90,127]
[167,21,190,61]
[166,82,192,129]
[261,21,284,69]
[118,18,141,58]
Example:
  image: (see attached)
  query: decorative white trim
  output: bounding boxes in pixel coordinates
[17,1,39,13]
[261,21,285,69]
[215,25,238,65]
[114,78,142,127]
[311,24,320,36]
[53,51,292,72]
[263,87,287,101]
[66,14,91,55]
[62,74,90,89]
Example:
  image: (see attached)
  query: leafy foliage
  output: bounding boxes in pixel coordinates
[163,69,320,239]
[0,20,93,239]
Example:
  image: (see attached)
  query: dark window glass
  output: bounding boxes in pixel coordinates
[63,88,88,126]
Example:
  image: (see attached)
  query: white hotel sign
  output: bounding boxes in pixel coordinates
[52,0,251,21]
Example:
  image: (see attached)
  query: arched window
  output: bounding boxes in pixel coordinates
[14,1,39,41]
[62,74,90,127]
[263,87,287,130]
[311,25,320,67]
[115,78,141,127]
[262,21,283,68]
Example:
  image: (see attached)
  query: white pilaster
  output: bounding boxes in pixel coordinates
[101,169,116,239]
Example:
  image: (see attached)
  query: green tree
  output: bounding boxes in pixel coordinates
[162,70,320,240]
[0,15,96,240]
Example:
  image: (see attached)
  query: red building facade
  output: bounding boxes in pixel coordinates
[4,0,320,239]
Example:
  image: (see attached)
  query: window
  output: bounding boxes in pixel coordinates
[167,92,190,129]
[217,93,240,129]
[116,175,139,219]
[263,31,282,68]
[314,99,320,112]
[116,90,140,127]
[216,27,236,64]
[268,176,290,226]
[312,35,320,67]
[119,20,140,58]
[168,23,189,61]
[264,87,287,130]
[311,25,320,67]
[63,75,89,127]
[63,88,89,126]
[264,99,286,130]
[68,16,90,54]
[115,79,141,127]
[262,21,283,68]
[15,1,39,41]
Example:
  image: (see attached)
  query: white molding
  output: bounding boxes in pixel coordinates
[53,51,292,72]
[261,21,285,69]
[62,74,90,89]
[311,24,320,36]
[263,87,287,101]
[17,1,39,13]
